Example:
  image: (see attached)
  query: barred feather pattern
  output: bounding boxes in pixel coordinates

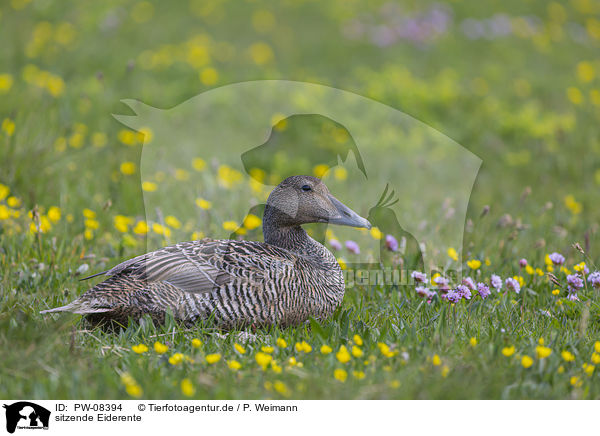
[60,235,344,329]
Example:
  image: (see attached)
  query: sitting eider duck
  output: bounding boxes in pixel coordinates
[41,175,371,329]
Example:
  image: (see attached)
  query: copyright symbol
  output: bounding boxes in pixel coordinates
[138,404,146,411]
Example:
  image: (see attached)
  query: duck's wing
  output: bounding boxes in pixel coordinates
[84,239,296,294]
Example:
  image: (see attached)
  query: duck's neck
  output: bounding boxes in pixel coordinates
[263,206,331,260]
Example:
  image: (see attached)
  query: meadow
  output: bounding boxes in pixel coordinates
[1,0,600,399]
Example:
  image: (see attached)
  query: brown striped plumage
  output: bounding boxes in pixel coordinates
[41,176,371,329]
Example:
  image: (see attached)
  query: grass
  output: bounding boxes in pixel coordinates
[2,0,600,399]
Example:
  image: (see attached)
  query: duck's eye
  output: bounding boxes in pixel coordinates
[301,184,312,191]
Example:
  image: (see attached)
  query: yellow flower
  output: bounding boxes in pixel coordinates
[583,363,595,377]
[205,353,221,364]
[467,259,481,270]
[227,360,242,370]
[320,345,332,354]
[525,265,535,275]
[538,338,544,345]
[233,343,246,354]
[574,262,587,273]
[521,355,534,368]
[261,346,274,354]
[432,354,442,366]
[552,289,560,296]
[255,352,272,370]
[287,357,298,366]
[276,337,287,348]
[47,206,61,222]
[570,376,582,387]
[153,341,168,354]
[352,370,365,380]
[370,227,383,240]
[142,181,157,192]
[118,129,138,146]
[312,164,329,178]
[377,342,398,357]
[85,218,99,230]
[114,215,133,233]
[0,183,9,201]
[181,378,195,397]
[195,198,212,210]
[441,365,450,378]
[595,342,600,353]
[91,132,107,147]
[271,362,282,374]
[447,247,458,261]
[82,208,96,219]
[577,61,595,83]
[561,350,575,362]
[336,345,351,363]
[133,221,149,235]
[353,334,363,346]
[389,380,401,388]
[558,365,565,374]
[217,164,243,188]
[132,344,148,354]
[169,353,184,365]
[0,73,14,93]
[175,169,190,181]
[351,346,363,358]
[120,161,136,175]
[535,268,544,276]
[192,157,206,171]
[249,42,274,65]
[243,214,262,230]
[334,167,347,180]
[200,67,219,86]
[567,86,584,105]
[191,338,202,348]
[337,258,347,270]
[222,221,238,232]
[333,368,347,382]
[502,346,515,357]
[564,194,582,214]
[536,346,552,359]
[295,341,312,353]
[165,215,181,229]
[469,337,477,347]
[592,353,600,365]
[2,118,15,136]
[273,381,289,396]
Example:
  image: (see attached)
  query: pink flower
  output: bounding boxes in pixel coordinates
[519,258,528,268]
[345,240,360,254]
[385,234,398,252]
[505,277,520,294]
[329,239,342,251]
[411,271,427,283]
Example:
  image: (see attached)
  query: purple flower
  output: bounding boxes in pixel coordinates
[329,238,342,251]
[433,275,450,291]
[588,271,600,288]
[446,290,461,303]
[505,277,521,294]
[416,286,430,297]
[477,282,490,299]
[456,285,472,300]
[549,252,565,265]
[411,271,427,283]
[567,293,579,302]
[490,274,503,291]
[345,240,360,254]
[519,258,528,268]
[462,277,476,290]
[385,234,398,252]
[567,273,584,290]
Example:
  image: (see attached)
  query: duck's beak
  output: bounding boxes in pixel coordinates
[327,194,372,229]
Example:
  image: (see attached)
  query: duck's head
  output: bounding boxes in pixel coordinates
[265,175,371,229]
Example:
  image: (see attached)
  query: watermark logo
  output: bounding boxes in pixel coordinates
[3,402,50,433]
[114,80,481,280]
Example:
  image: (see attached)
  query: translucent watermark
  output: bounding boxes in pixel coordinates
[114,80,481,281]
